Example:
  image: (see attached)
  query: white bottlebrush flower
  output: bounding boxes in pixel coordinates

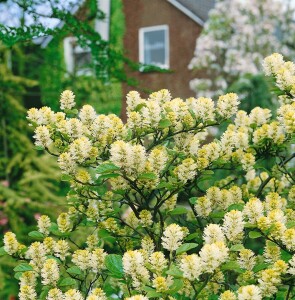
[60,90,76,110]
[46,288,64,300]
[180,254,203,281]
[3,232,19,255]
[64,289,83,300]
[37,215,51,236]
[27,107,42,125]
[238,285,262,300]
[141,100,162,127]
[58,118,87,140]
[126,91,146,115]
[72,249,91,270]
[53,240,70,261]
[174,158,197,183]
[220,290,237,300]
[110,140,132,170]
[282,228,295,251]
[148,146,168,174]
[186,96,215,122]
[26,242,47,272]
[58,152,77,174]
[194,196,212,217]
[162,224,185,251]
[34,125,52,148]
[149,252,167,274]
[243,197,264,223]
[203,224,225,244]
[57,213,71,233]
[263,53,285,76]
[19,285,37,300]
[141,236,155,255]
[258,269,281,297]
[91,248,107,272]
[41,258,60,285]
[125,296,149,300]
[249,107,271,126]
[217,93,240,119]
[19,271,37,287]
[148,89,171,104]
[68,137,92,163]
[238,249,256,271]
[79,104,96,125]
[86,288,107,300]
[199,242,229,273]
[122,250,150,287]
[287,255,295,275]
[223,210,244,242]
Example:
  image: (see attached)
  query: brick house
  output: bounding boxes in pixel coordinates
[122,0,215,107]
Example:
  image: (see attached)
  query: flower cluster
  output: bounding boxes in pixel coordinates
[2,54,295,299]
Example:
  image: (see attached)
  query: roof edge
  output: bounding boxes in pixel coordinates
[167,0,205,26]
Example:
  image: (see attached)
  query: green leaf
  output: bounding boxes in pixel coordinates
[157,181,174,190]
[28,231,44,239]
[105,254,123,278]
[58,277,77,287]
[135,102,147,112]
[208,296,219,300]
[159,118,172,128]
[166,279,183,294]
[65,108,78,115]
[176,243,198,255]
[287,221,295,229]
[61,174,72,181]
[96,163,120,174]
[281,250,293,262]
[253,263,268,273]
[201,170,214,175]
[46,255,61,263]
[34,145,45,151]
[189,197,197,204]
[244,223,256,229]
[249,231,262,239]
[146,290,162,298]
[138,172,157,180]
[221,261,243,273]
[227,203,244,211]
[67,266,82,276]
[0,247,7,256]
[14,263,34,272]
[14,272,23,280]
[169,207,188,215]
[230,244,245,252]
[142,286,157,292]
[165,265,183,278]
[97,173,120,180]
[210,211,225,218]
[185,232,199,241]
[40,287,50,300]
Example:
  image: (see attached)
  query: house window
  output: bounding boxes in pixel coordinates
[64,37,92,76]
[139,25,169,69]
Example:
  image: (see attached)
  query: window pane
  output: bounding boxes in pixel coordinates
[74,52,92,70]
[144,29,166,66]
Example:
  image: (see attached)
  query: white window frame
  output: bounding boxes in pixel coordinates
[63,36,92,76]
[139,25,169,70]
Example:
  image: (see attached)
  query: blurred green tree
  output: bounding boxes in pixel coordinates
[0,44,67,299]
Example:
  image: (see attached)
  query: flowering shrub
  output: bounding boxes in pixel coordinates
[1,53,295,300]
[189,0,295,98]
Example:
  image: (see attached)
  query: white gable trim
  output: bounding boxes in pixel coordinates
[167,0,205,26]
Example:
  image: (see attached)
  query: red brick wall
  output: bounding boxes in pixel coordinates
[121,0,202,118]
